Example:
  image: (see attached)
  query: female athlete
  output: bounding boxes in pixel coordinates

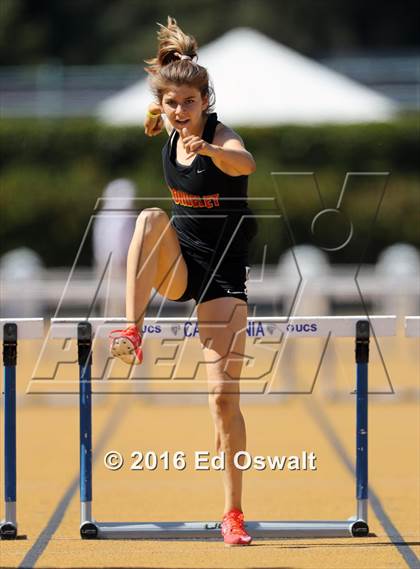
[109,16,257,546]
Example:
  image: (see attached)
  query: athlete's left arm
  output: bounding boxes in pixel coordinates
[210,126,256,176]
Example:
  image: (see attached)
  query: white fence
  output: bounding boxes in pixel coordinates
[1,264,418,319]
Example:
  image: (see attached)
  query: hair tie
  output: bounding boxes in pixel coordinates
[174,52,192,61]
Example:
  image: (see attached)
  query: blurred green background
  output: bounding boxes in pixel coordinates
[1,0,418,64]
[1,0,419,266]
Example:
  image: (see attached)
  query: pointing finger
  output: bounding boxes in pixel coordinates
[181,127,190,139]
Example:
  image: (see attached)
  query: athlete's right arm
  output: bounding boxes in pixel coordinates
[144,103,173,137]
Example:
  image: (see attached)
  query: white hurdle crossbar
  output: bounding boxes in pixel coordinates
[50,316,396,540]
[51,315,397,339]
[0,319,44,539]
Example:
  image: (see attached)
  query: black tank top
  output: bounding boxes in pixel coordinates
[162,112,257,259]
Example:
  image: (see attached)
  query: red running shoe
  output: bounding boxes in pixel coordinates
[221,508,252,546]
[109,325,143,365]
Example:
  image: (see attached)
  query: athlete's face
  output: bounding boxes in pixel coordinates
[161,85,208,134]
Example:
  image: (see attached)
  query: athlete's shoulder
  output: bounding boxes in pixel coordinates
[213,122,245,148]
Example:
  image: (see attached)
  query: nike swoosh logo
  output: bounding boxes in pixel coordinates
[197,169,206,174]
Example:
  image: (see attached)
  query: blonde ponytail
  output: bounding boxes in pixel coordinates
[145,16,198,74]
[144,16,215,112]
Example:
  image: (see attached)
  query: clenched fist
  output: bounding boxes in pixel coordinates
[144,106,164,137]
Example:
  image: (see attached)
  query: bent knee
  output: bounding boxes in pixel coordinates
[136,207,170,231]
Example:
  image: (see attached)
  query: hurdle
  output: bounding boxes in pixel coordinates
[405,316,420,338]
[0,319,44,539]
[50,315,396,539]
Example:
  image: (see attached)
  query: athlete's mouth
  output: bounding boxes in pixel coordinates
[175,118,189,126]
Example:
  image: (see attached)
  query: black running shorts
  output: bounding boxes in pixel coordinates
[174,242,249,304]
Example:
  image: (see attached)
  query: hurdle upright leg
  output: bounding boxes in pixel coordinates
[1,319,44,540]
[353,320,370,536]
[77,322,98,539]
[1,323,18,539]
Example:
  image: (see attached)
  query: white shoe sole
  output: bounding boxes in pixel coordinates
[110,337,141,365]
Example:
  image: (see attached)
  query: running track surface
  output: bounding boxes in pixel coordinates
[1,338,419,569]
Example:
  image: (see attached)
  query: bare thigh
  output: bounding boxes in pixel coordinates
[197,297,248,395]
[147,209,188,300]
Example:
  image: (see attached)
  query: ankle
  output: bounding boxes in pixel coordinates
[223,507,243,517]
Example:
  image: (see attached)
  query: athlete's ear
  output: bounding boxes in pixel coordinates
[201,94,209,112]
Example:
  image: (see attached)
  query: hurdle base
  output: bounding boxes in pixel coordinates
[0,521,18,540]
[80,521,99,540]
[81,519,369,540]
